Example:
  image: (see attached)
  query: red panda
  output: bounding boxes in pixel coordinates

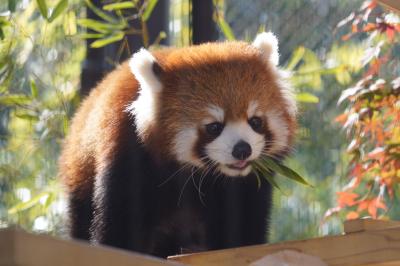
[59,32,297,258]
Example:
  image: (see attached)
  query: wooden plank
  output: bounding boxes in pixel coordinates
[169,225,400,266]
[0,227,182,266]
[344,219,400,234]
[378,0,400,12]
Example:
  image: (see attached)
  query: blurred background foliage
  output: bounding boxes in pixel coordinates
[0,0,399,244]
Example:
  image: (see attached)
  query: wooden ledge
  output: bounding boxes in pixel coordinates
[0,227,181,266]
[169,219,400,266]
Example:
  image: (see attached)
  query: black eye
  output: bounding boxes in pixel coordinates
[205,122,224,136]
[248,116,263,131]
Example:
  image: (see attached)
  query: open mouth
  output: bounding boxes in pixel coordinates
[226,160,250,170]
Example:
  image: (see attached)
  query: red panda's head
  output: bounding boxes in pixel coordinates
[127,32,297,177]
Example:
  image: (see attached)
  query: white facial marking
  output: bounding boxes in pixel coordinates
[247,100,259,118]
[266,110,289,154]
[205,121,264,177]
[206,105,224,122]
[252,32,280,66]
[126,48,162,137]
[173,127,203,167]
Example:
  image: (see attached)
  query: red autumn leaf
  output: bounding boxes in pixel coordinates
[337,191,359,207]
[346,211,360,220]
[386,27,395,41]
[367,198,387,218]
[351,164,363,178]
[335,113,348,124]
[358,200,369,212]
[342,33,353,41]
[368,201,378,218]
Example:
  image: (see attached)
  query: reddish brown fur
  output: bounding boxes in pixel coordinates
[59,41,296,199]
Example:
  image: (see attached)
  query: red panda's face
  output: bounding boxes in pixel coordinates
[128,32,297,177]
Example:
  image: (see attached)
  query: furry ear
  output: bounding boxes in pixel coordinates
[252,32,279,66]
[129,48,162,93]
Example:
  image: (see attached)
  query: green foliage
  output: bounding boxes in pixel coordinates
[252,156,313,191]
[0,0,84,233]
[327,2,400,221]
[78,0,164,50]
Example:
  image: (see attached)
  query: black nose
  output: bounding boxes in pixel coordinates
[232,141,252,160]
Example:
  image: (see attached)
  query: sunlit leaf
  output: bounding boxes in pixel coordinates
[286,46,305,71]
[296,92,319,103]
[48,0,68,23]
[152,31,167,45]
[142,0,158,22]
[36,0,48,19]
[103,1,136,11]
[84,0,117,24]
[0,94,31,105]
[90,32,124,48]
[8,191,51,214]
[77,18,124,33]
[79,33,105,39]
[335,68,351,85]
[217,17,235,41]
[30,79,38,98]
[63,11,77,36]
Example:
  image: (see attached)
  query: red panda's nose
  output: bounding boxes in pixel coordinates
[232,141,252,160]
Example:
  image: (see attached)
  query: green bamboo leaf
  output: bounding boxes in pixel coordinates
[296,92,319,103]
[103,1,136,11]
[142,0,158,22]
[253,162,282,191]
[30,79,38,98]
[15,113,38,121]
[43,192,55,209]
[8,191,50,214]
[286,46,305,71]
[85,0,117,24]
[217,17,235,41]
[63,11,77,35]
[79,33,105,39]
[90,32,124,48]
[261,157,313,187]
[0,94,31,105]
[48,0,68,23]
[77,18,123,33]
[36,0,48,19]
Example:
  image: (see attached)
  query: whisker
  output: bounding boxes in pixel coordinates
[158,163,191,187]
[177,167,195,207]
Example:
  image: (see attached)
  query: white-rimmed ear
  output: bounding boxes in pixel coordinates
[252,32,279,66]
[129,48,162,93]
[127,48,162,139]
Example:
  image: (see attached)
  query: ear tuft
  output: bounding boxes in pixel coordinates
[252,32,279,66]
[129,48,162,93]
